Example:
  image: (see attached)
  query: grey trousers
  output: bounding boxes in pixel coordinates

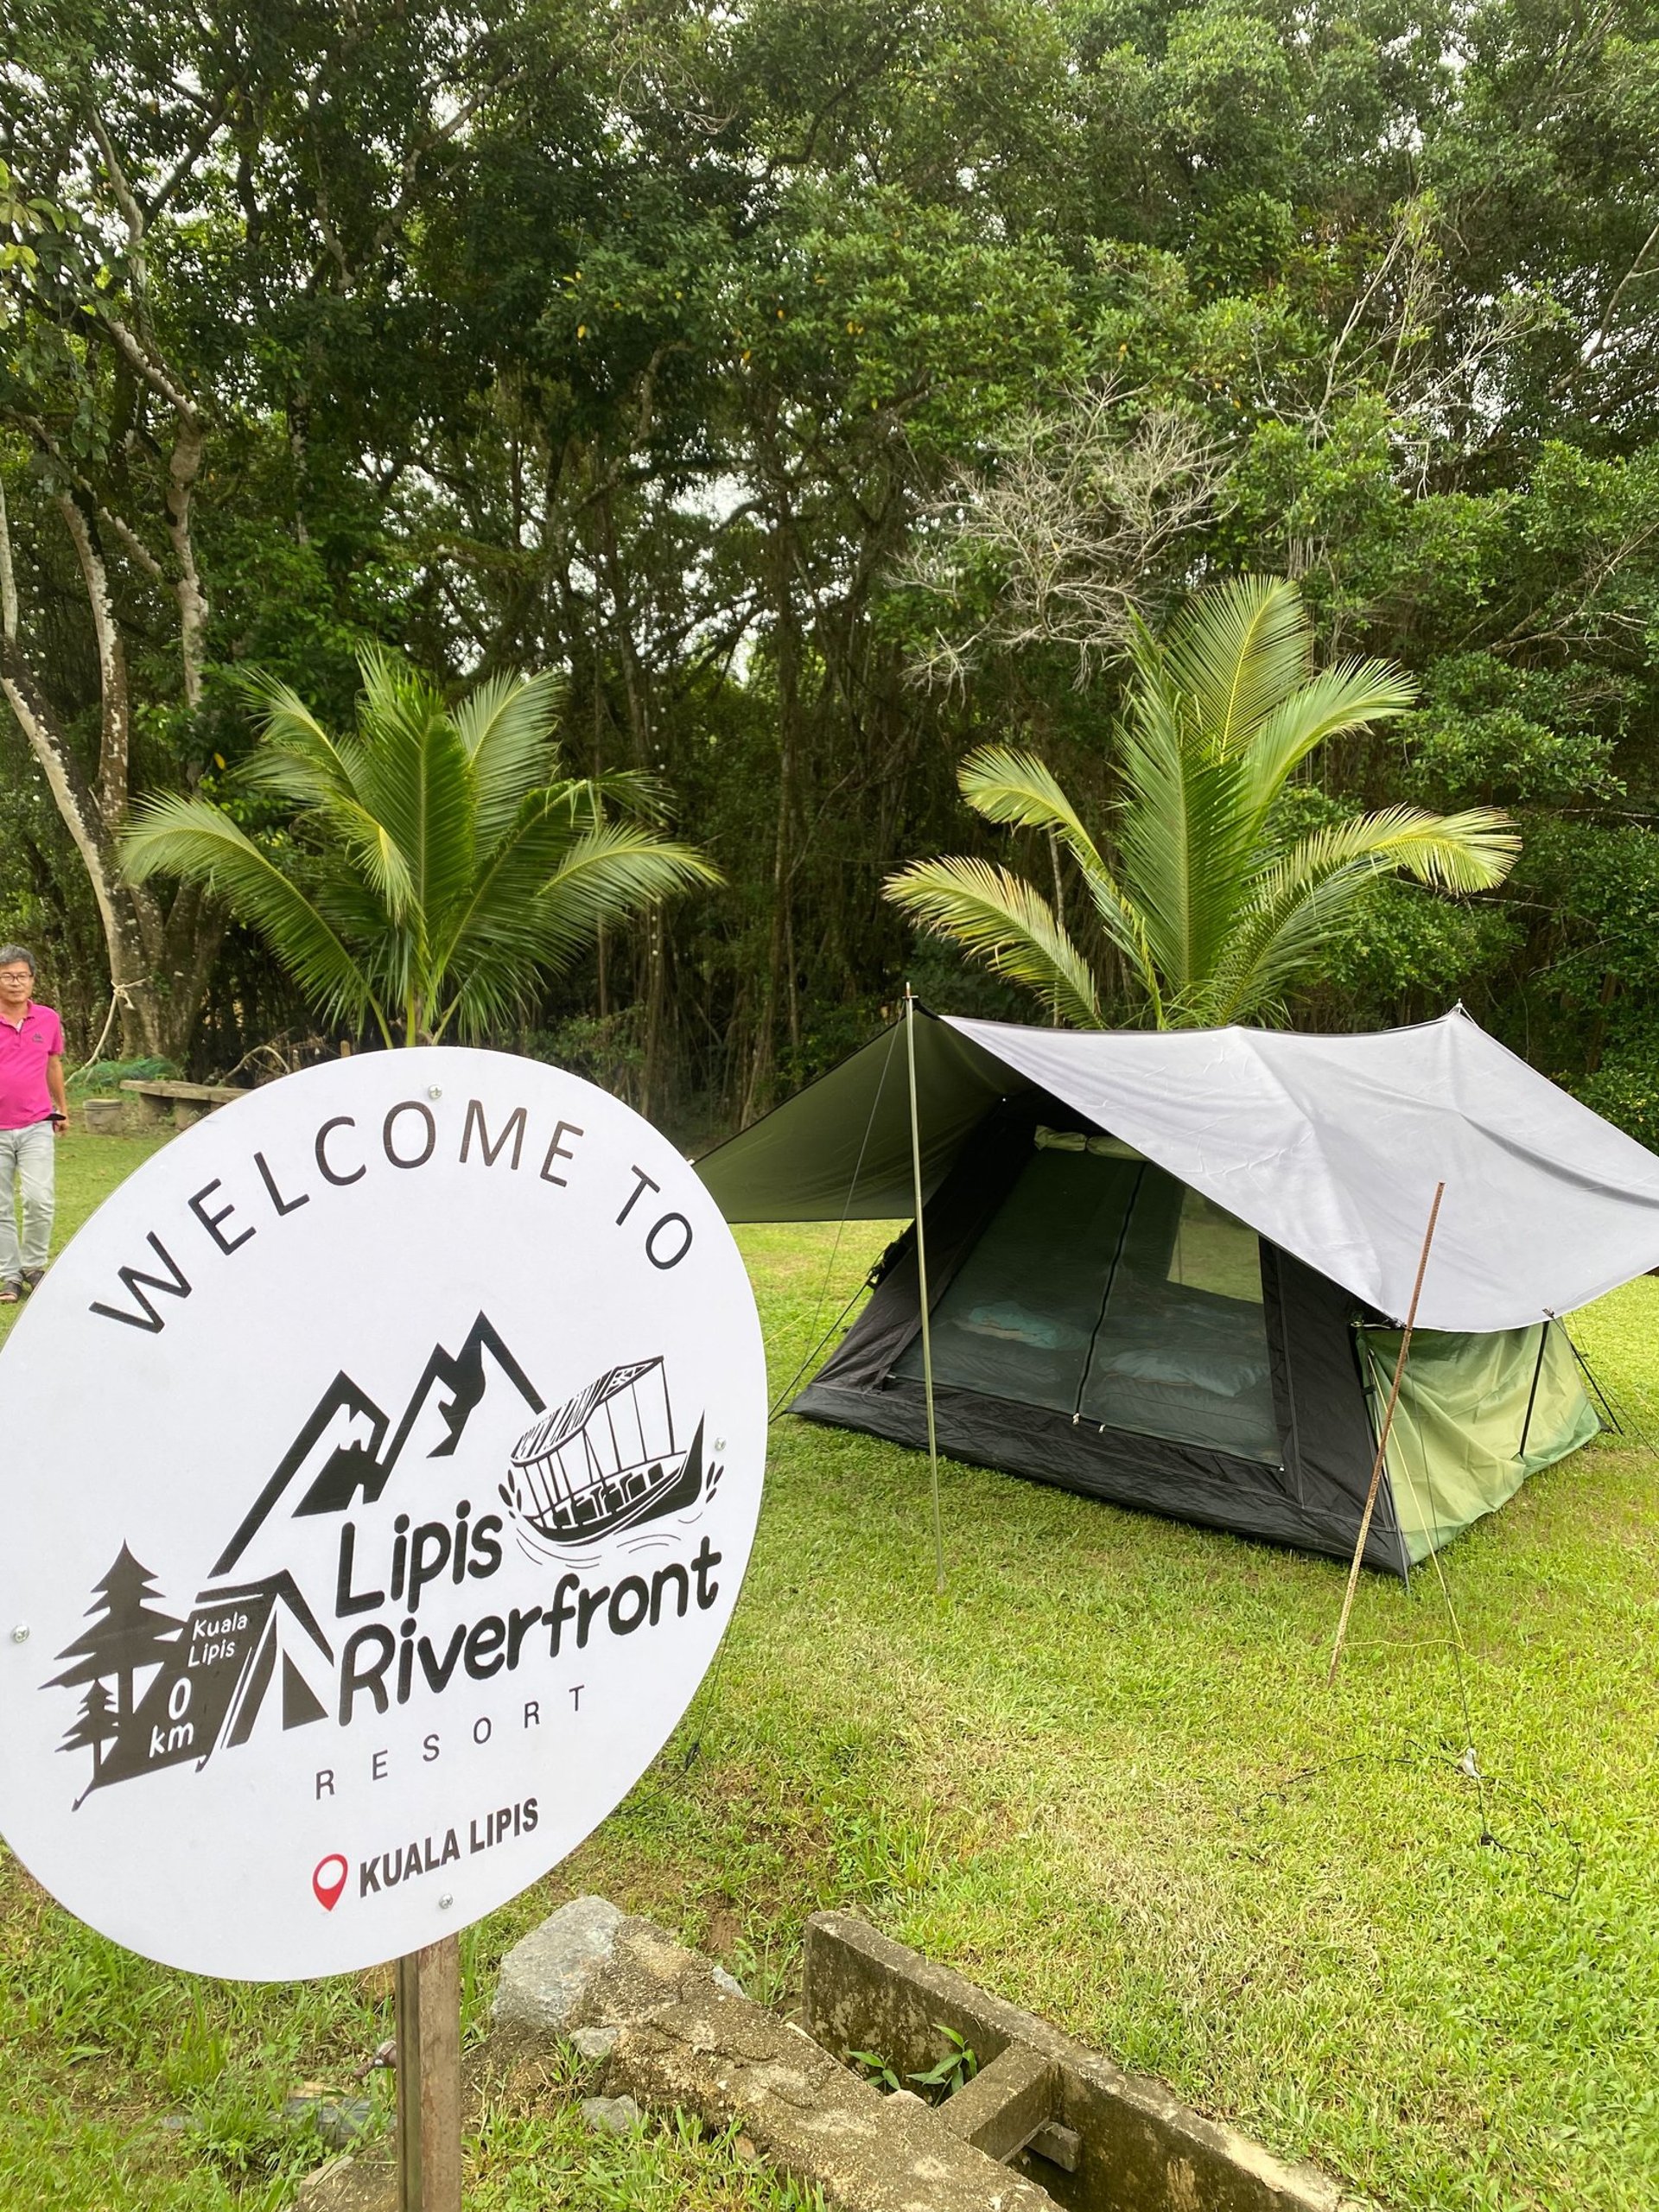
[0,1121,55,1281]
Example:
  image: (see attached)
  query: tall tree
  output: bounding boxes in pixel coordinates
[0,2,583,1055]
[58,1678,118,1783]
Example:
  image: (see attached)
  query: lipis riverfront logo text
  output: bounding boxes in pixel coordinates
[47,1314,725,1803]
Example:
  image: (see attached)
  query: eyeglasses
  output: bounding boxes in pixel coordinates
[0,971,33,985]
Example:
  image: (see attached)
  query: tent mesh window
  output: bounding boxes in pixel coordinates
[894,1140,1281,1464]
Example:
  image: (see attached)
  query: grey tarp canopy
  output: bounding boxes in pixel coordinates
[698,1007,1659,1331]
[696,1010,1651,1573]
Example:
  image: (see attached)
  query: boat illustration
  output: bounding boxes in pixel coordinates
[507,1358,704,1544]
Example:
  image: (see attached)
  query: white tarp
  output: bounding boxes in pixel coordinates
[944,1008,1659,1332]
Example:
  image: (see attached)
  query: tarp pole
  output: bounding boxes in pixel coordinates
[1516,1319,1551,1459]
[906,985,946,1594]
[1327,1180,1445,1685]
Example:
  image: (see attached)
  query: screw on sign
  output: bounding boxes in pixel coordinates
[0,1050,766,2211]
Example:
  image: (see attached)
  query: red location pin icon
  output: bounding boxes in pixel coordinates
[313,1853,349,1911]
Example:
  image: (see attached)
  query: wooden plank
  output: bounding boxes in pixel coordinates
[118,1079,245,1103]
[395,1936,461,2212]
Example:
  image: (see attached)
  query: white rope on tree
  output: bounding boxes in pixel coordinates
[82,977,149,1073]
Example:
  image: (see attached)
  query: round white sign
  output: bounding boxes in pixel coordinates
[0,1050,766,1979]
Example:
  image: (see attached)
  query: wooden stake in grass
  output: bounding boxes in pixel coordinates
[1327,1181,1446,1686]
[396,1936,461,2212]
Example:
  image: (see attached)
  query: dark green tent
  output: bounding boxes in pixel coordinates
[696,1010,1658,1575]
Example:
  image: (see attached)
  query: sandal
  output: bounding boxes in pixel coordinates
[0,1285,18,1305]
[20,1268,43,1291]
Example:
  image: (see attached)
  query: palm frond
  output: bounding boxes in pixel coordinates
[434,823,721,1039]
[1111,651,1255,996]
[231,670,367,809]
[1277,806,1520,893]
[531,824,721,948]
[1160,575,1308,753]
[1206,805,1519,1023]
[451,670,563,846]
[1242,659,1418,823]
[958,746,1108,870]
[119,798,385,1039]
[957,744,1160,998]
[586,770,674,823]
[884,858,1103,1027]
[350,653,477,937]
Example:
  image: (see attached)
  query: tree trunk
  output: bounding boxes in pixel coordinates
[743,504,805,1125]
[0,480,219,1062]
[595,484,671,1116]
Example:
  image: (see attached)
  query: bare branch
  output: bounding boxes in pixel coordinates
[56,493,133,823]
[144,90,235,222]
[98,313,200,425]
[895,388,1229,689]
[84,105,148,256]
[10,411,166,579]
[368,63,526,259]
[165,411,210,707]
[0,478,18,645]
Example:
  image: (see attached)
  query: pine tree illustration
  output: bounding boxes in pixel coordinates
[47,1545,183,1732]
[59,1678,118,1780]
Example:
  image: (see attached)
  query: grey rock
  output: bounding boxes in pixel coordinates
[712,1965,745,1999]
[493,1895,626,2035]
[581,2094,644,2135]
[570,2025,620,2061]
[491,1897,743,2050]
[293,2156,397,2212]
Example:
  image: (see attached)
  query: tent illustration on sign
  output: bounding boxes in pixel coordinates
[505,1358,706,1544]
[53,1562,334,1802]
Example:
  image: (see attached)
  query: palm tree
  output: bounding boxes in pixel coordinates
[886,576,1518,1028]
[121,649,720,1047]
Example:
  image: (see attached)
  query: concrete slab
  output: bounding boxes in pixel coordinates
[803,1912,1366,2212]
[609,1982,1056,2212]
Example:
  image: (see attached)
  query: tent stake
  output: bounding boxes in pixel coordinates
[1327,1181,1445,1685]
[905,985,946,1594]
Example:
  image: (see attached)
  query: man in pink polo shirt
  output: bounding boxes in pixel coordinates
[0,945,68,1303]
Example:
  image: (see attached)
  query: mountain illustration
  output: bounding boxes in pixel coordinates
[213,1314,543,1575]
[47,1343,716,1801]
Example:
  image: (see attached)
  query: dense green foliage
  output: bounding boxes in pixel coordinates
[5,2,1659,1123]
[121,653,716,1045]
[887,575,1519,1025]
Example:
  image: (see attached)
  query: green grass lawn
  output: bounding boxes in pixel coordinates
[3,1141,1656,2209]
